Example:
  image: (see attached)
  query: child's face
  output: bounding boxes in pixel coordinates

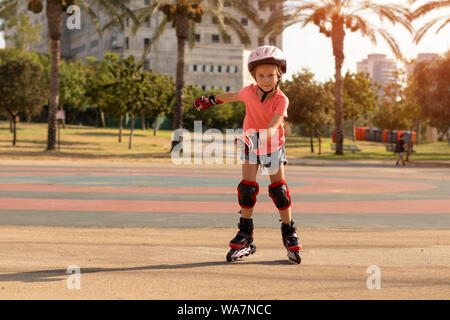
[254,64,280,91]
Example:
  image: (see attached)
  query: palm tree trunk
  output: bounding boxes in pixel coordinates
[171,15,189,150]
[119,115,124,143]
[310,128,314,153]
[46,0,63,151]
[129,116,135,149]
[100,110,106,128]
[331,22,345,155]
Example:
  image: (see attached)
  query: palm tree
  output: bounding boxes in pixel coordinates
[264,0,412,155]
[410,0,450,43]
[125,0,258,135]
[0,0,137,151]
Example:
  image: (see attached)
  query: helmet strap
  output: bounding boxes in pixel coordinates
[257,79,281,102]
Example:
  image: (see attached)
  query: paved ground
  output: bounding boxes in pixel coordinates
[0,159,449,300]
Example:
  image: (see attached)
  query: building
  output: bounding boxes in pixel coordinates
[356,54,397,86]
[406,52,438,79]
[5,0,283,92]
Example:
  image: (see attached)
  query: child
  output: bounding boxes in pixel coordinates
[193,45,302,264]
[395,134,406,166]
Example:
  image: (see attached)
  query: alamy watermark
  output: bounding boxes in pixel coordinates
[66,5,81,30]
[366,265,381,290]
[66,265,81,290]
[170,121,282,175]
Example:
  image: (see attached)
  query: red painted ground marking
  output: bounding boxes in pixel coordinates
[0,177,435,194]
[1,168,449,181]
[1,198,449,214]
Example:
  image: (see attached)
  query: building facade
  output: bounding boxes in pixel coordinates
[6,0,283,92]
[356,54,397,86]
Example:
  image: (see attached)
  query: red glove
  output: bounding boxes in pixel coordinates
[193,95,224,111]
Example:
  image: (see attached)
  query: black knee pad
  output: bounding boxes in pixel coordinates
[268,180,291,210]
[237,180,259,208]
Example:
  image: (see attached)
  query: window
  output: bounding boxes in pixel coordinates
[125,37,129,49]
[195,34,201,42]
[144,38,151,48]
[241,18,248,26]
[90,39,99,48]
[226,86,231,92]
[212,34,220,43]
[258,37,264,46]
[269,37,276,46]
[144,59,150,70]
[145,17,150,28]
[202,65,207,72]
[144,0,150,5]
[223,35,231,44]
[218,66,222,73]
[193,64,197,72]
[212,16,219,24]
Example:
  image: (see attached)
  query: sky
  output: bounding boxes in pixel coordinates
[1,1,449,82]
[282,1,450,82]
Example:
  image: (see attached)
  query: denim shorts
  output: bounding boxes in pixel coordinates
[240,145,288,169]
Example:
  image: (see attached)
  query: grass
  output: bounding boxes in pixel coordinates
[1,121,449,161]
[285,136,450,160]
[0,121,172,161]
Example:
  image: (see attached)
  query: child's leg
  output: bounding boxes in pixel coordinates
[268,165,291,223]
[239,161,259,219]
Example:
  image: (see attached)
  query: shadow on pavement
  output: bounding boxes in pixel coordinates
[0,260,292,283]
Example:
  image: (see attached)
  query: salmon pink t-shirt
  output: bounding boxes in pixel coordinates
[238,84,289,155]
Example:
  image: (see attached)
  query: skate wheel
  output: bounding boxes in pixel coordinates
[226,249,236,262]
[288,251,301,264]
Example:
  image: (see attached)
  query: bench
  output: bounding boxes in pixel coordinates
[330,144,362,153]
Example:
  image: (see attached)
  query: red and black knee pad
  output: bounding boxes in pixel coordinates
[237,180,259,209]
[268,180,291,210]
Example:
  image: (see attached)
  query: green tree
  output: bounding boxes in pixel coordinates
[409,51,450,141]
[281,69,334,154]
[342,71,379,140]
[0,54,47,145]
[85,53,120,128]
[140,72,175,135]
[0,0,137,151]
[273,0,412,155]
[59,58,87,125]
[126,0,256,137]
[4,12,41,51]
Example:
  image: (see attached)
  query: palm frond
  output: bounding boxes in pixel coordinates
[351,14,377,44]
[0,0,17,19]
[222,0,261,26]
[358,2,413,34]
[77,0,102,35]
[139,15,168,63]
[413,16,443,43]
[412,0,450,19]
[435,16,450,33]
[377,28,402,60]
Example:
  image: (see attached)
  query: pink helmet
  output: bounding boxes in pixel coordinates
[248,45,287,74]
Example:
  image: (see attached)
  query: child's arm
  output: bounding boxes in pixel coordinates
[237,114,284,153]
[193,92,239,111]
[259,114,284,142]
